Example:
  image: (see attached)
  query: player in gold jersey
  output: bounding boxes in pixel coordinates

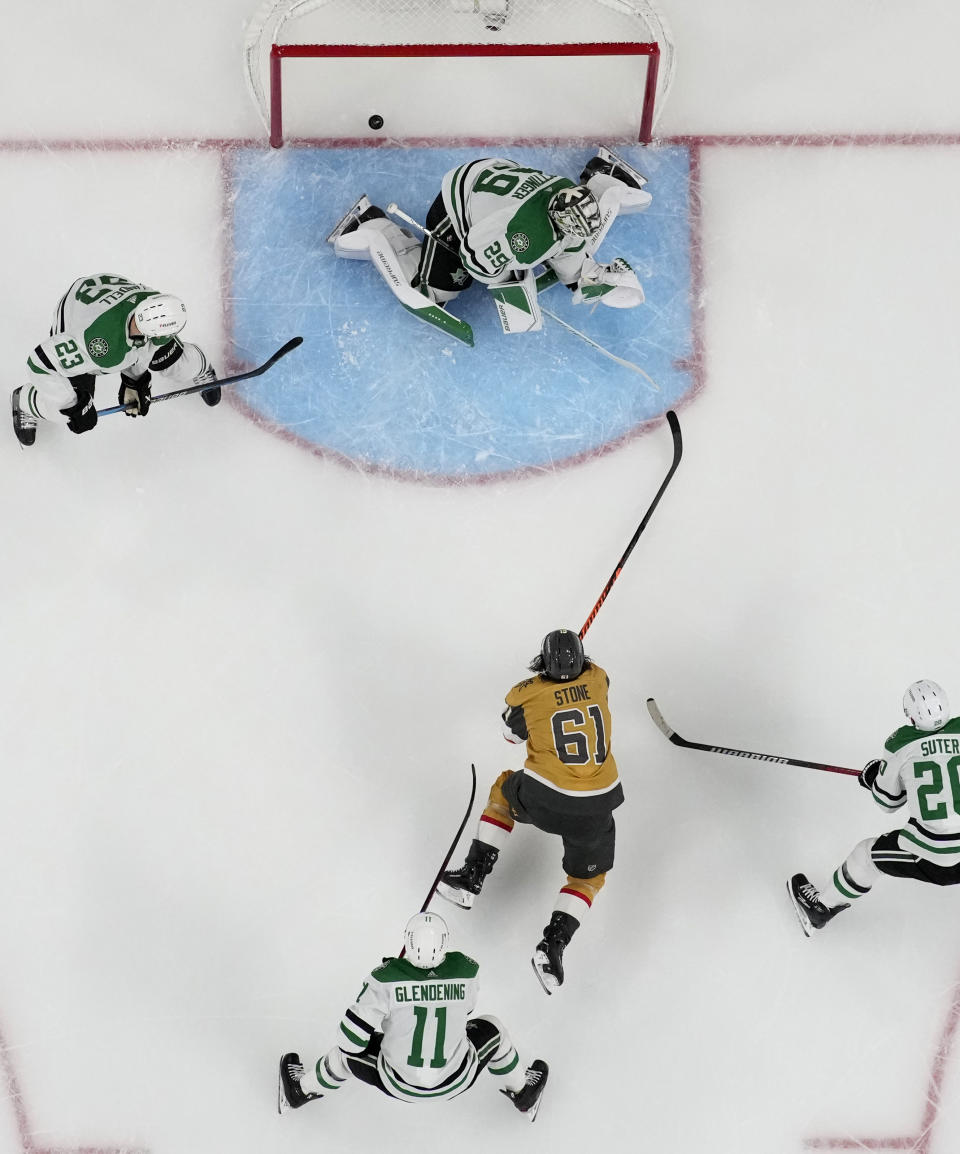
[438,629,622,993]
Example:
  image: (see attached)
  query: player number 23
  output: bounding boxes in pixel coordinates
[54,338,84,371]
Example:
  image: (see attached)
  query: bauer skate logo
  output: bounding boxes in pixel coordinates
[88,337,109,359]
[509,232,530,254]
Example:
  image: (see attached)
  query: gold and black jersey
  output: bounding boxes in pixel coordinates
[503,663,622,812]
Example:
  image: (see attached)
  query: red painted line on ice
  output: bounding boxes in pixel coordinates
[803,966,960,1153]
[0,1021,146,1154]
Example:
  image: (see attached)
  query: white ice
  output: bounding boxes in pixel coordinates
[1,3,960,1153]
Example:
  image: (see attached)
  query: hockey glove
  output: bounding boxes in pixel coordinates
[858,759,884,790]
[60,375,98,434]
[119,370,151,417]
[572,257,645,309]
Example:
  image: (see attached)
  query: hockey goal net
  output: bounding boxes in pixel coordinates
[244,0,675,147]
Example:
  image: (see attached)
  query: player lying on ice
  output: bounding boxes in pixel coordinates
[11,274,220,447]
[278,912,549,1120]
[327,147,652,346]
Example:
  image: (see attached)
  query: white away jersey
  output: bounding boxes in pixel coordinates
[28,274,165,381]
[869,718,960,861]
[440,158,587,283]
[337,951,480,1099]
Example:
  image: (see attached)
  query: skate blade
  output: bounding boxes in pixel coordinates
[597,145,648,188]
[786,881,813,938]
[526,1090,544,1123]
[530,953,556,996]
[326,195,371,244]
[435,882,475,910]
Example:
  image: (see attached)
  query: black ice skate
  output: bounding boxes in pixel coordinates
[580,145,648,190]
[531,911,579,994]
[787,873,850,937]
[194,368,221,407]
[501,1059,549,1122]
[435,839,499,909]
[11,387,37,447]
[278,1052,322,1114]
[326,195,388,244]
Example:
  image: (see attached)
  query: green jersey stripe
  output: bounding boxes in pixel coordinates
[901,828,960,855]
[339,1022,366,1048]
[488,1051,519,1076]
[381,1051,476,1099]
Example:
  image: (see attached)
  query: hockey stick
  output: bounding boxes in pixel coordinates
[96,336,304,417]
[646,698,859,777]
[384,203,657,384]
[398,763,477,958]
[579,409,682,638]
[418,763,478,914]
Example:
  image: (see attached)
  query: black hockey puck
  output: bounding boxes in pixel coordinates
[368,114,384,131]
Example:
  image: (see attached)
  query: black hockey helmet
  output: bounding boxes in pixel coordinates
[540,629,585,682]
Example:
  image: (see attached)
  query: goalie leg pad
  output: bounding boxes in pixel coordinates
[337,221,475,347]
[581,146,649,190]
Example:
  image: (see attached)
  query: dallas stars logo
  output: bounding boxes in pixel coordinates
[88,337,109,358]
[451,267,471,287]
[509,232,530,254]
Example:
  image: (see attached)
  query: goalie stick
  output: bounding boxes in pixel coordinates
[645,698,859,778]
[96,336,304,417]
[579,409,682,638]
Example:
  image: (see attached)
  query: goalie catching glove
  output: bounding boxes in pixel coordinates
[572,257,644,309]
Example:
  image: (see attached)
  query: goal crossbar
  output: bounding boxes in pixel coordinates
[269,40,661,147]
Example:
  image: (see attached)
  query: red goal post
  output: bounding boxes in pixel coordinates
[244,1,675,147]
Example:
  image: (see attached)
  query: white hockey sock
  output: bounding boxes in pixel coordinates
[304,1048,350,1095]
[479,1015,525,1093]
[476,818,512,851]
[828,838,879,904]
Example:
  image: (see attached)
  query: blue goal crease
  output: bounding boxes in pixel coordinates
[228,143,695,481]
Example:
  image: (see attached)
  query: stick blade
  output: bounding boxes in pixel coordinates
[646,697,676,739]
[665,410,682,459]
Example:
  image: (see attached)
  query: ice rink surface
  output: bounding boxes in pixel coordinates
[1,2,960,1153]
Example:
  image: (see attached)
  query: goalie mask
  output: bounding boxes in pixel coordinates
[548,185,601,241]
[404,912,449,969]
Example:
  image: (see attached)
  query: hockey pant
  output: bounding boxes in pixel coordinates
[22,341,214,426]
[826,824,960,907]
[479,769,611,918]
[301,1016,526,1102]
[416,195,473,303]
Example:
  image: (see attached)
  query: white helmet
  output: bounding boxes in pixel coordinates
[133,293,187,339]
[903,680,949,732]
[548,185,601,241]
[404,912,449,969]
